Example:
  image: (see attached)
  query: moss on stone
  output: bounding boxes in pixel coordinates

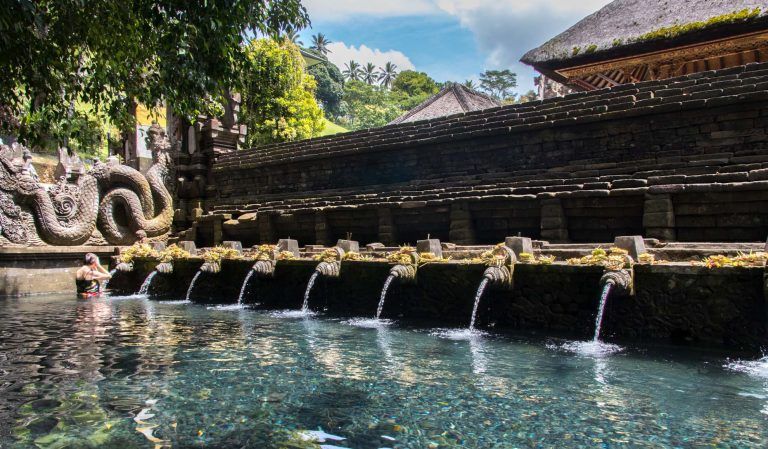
[632,8,761,44]
[585,44,598,54]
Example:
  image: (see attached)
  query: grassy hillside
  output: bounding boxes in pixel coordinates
[318,119,347,137]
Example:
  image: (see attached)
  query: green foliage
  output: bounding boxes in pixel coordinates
[240,39,324,146]
[633,8,761,43]
[392,71,439,98]
[0,0,308,146]
[19,105,108,159]
[310,33,332,55]
[479,69,517,101]
[307,57,345,118]
[339,80,404,130]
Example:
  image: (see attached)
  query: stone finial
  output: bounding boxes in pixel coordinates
[416,239,442,258]
[504,236,533,257]
[277,238,300,257]
[222,241,243,254]
[613,235,646,261]
[178,241,197,255]
[335,239,359,253]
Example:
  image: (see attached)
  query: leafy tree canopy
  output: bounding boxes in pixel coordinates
[391,70,439,98]
[339,80,404,130]
[0,0,309,144]
[306,56,345,119]
[240,39,324,146]
[479,69,517,100]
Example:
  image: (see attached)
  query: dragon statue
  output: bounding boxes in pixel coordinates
[0,124,175,246]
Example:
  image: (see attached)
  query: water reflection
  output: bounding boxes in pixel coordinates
[1,296,768,448]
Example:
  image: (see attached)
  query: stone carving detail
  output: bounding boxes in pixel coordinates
[0,124,175,246]
[48,177,80,225]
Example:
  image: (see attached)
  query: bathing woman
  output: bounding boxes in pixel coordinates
[75,253,112,298]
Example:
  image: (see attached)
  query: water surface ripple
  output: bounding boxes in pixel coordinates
[1,295,767,448]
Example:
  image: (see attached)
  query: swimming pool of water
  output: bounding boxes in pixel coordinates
[1,295,767,448]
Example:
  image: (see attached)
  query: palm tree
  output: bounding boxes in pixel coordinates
[311,33,332,55]
[343,61,361,81]
[463,79,477,90]
[282,26,303,46]
[378,61,398,88]
[362,62,378,85]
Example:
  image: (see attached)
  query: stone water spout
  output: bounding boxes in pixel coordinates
[251,239,300,277]
[482,245,517,290]
[116,262,134,272]
[314,247,346,278]
[599,268,632,297]
[156,262,174,274]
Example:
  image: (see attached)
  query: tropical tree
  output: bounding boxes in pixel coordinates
[479,69,518,100]
[308,58,345,118]
[281,26,303,46]
[378,62,398,88]
[463,80,477,90]
[340,80,404,130]
[240,39,324,146]
[342,61,362,81]
[392,71,439,97]
[361,63,378,85]
[311,33,332,55]
[1,0,309,145]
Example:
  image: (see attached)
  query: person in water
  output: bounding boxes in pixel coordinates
[75,253,112,297]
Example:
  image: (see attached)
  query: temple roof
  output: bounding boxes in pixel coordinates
[389,83,501,125]
[521,0,768,71]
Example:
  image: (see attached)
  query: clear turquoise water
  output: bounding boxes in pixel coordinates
[1,294,767,448]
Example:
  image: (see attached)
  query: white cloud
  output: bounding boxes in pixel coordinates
[304,0,614,93]
[325,42,416,72]
[435,0,613,93]
[303,0,438,21]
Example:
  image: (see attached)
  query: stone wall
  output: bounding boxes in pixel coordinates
[109,258,768,353]
[0,247,119,297]
[207,63,768,246]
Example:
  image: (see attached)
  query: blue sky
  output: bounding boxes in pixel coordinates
[299,0,612,96]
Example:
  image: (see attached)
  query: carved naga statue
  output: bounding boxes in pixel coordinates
[0,124,175,246]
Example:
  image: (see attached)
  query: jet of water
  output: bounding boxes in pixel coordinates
[185,271,202,302]
[469,277,490,331]
[592,282,613,342]
[237,270,255,306]
[375,274,395,319]
[103,269,117,291]
[138,271,158,296]
[301,271,319,312]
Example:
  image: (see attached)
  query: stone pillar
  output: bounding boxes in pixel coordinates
[257,212,276,244]
[378,208,396,245]
[449,202,475,244]
[540,198,569,242]
[643,193,676,241]
[315,211,331,246]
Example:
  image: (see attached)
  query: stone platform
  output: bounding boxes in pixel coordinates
[0,246,120,297]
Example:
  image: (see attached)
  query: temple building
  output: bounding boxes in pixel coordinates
[388,83,501,125]
[522,0,768,95]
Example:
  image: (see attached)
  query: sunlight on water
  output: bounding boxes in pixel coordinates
[344,318,394,328]
[726,357,768,378]
[2,295,767,448]
[270,309,317,318]
[430,328,488,340]
[548,340,624,357]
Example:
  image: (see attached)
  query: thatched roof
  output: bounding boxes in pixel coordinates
[389,83,501,125]
[521,0,768,70]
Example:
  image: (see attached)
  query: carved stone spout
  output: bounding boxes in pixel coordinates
[315,261,341,278]
[201,262,221,274]
[156,262,174,274]
[600,269,633,296]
